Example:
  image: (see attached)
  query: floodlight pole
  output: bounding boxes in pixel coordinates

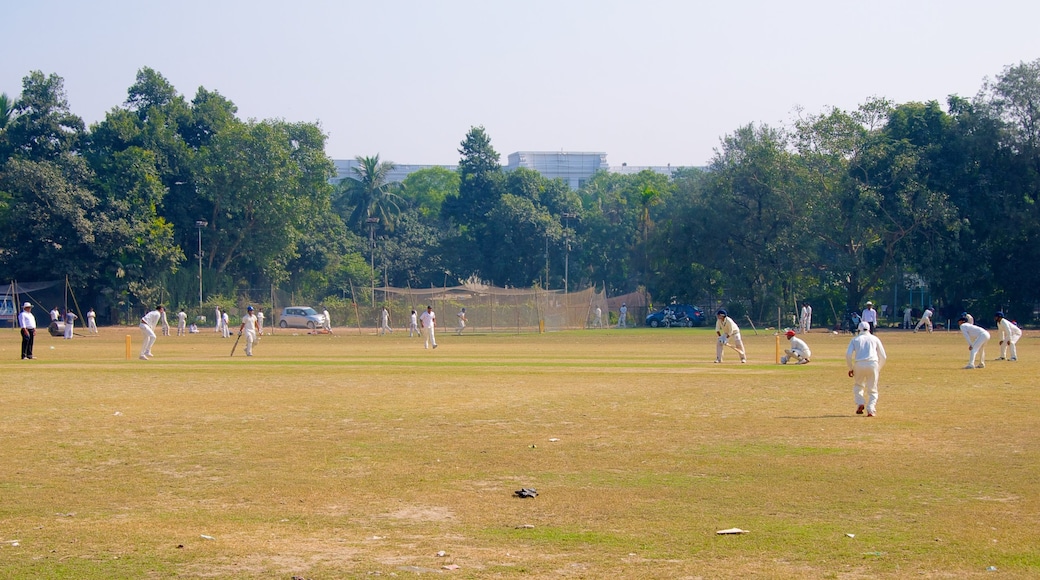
[195,220,208,308]
[366,217,380,306]
[562,212,577,295]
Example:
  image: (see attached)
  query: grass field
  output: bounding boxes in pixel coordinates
[1,324,1038,578]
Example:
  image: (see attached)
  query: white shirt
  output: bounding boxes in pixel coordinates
[410,312,418,326]
[860,307,877,324]
[242,313,258,335]
[19,309,37,329]
[997,318,1021,341]
[419,309,435,328]
[960,323,990,343]
[788,336,811,356]
[177,311,187,324]
[715,316,740,337]
[846,332,887,368]
[142,309,162,328]
[921,308,933,319]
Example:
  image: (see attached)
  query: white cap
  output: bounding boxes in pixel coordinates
[858,321,871,333]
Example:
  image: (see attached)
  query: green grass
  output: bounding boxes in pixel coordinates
[0,326,1038,578]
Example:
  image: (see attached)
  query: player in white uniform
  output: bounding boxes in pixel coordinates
[799,302,812,333]
[714,309,746,363]
[958,316,990,369]
[380,306,393,335]
[781,330,812,364]
[419,305,437,349]
[456,308,467,335]
[176,309,187,336]
[86,308,98,334]
[408,310,418,337]
[140,305,164,360]
[239,305,260,356]
[995,311,1021,361]
[914,307,934,333]
[846,321,887,417]
[221,309,231,338]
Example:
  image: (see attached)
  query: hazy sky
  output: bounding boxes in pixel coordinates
[4,0,1038,167]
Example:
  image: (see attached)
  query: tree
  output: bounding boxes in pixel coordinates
[334,154,402,233]
[2,71,84,163]
[398,166,459,218]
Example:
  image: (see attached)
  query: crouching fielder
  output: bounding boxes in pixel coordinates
[846,321,887,417]
[958,316,990,369]
[781,330,811,364]
[995,311,1021,361]
[714,309,746,363]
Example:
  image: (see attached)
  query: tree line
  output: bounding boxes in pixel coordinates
[2,61,1039,325]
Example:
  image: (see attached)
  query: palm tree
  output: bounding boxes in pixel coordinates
[334,154,403,233]
[0,92,13,131]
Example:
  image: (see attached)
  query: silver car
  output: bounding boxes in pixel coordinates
[278,306,325,329]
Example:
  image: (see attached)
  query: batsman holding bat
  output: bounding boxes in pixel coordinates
[235,305,261,357]
[714,309,747,363]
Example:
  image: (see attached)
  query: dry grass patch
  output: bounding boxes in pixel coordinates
[0,326,1038,578]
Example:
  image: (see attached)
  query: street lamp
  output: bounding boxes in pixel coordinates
[562,212,577,295]
[195,220,207,308]
[366,217,380,306]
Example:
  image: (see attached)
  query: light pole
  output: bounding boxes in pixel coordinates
[366,217,380,306]
[561,213,578,295]
[195,220,207,308]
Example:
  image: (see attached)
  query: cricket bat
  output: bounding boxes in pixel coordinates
[230,332,242,356]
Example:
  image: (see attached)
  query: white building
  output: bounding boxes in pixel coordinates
[333,152,693,189]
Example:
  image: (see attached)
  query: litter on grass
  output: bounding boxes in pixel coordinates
[716,528,748,535]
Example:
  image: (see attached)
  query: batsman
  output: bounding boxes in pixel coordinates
[236,305,261,357]
[714,309,747,363]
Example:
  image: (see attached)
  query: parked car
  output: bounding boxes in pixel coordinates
[645,304,706,328]
[279,306,325,329]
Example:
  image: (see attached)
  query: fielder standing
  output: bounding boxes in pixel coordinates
[380,306,393,335]
[799,302,812,333]
[995,311,1021,361]
[87,307,98,334]
[714,309,747,363]
[456,307,467,335]
[958,316,990,369]
[408,309,418,337]
[221,309,230,338]
[176,308,187,336]
[419,305,438,349]
[846,321,887,417]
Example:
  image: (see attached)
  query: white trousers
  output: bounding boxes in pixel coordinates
[1000,332,1021,360]
[140,323,156,356]
[967,336,988,366]
[852,360,880,414]
[914,317,932,332]
[423,326,437,349]
[716,333,746,362]
[244,330,257,356]
[64,322,74,339]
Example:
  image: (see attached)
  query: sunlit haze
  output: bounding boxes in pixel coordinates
[4,0,1038,167]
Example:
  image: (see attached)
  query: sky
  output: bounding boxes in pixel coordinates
[4,0,1039,167]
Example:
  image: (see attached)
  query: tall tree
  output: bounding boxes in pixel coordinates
[334,154,402,233]
[2,71,84,163]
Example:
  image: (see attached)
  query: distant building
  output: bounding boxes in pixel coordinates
[332,160,457,185]
[506,151,609,190]
[333,152,694,189]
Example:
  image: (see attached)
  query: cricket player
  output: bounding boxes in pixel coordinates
[419,305,437,349]
[380,306,393,335]
[177,309,187,336]
[781,330,811,364]
[714,309,746,363]
[408,309,418,337]
[846,321,887,417]
[87,308,98,334]
[799,302,812,333]
[221,309,230,338]
[140,305,164,360]
[456,308,467,335]
[995,311,1021,361]
[239,305,260,357]
[958,316,990,369]
[914,306,934,333]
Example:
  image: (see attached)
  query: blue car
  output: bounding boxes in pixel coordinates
[645,304,706,328]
